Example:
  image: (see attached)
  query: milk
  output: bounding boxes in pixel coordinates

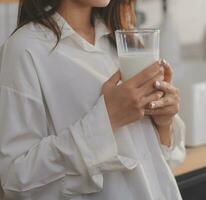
[119,53,159,81]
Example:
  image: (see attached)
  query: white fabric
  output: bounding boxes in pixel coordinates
[0,12,185,200]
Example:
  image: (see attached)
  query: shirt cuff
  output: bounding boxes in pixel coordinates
[158,115,186,168]
[160,123,175,154]
[70,95,138,186]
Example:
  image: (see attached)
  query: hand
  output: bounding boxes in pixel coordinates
[146,80,180,126]
[145,61,180,128]
[101,61,164,133]
[144,61,180,146]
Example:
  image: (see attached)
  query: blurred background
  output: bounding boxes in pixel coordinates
[0,0,206,199]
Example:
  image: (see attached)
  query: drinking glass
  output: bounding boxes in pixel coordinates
[115,29,160,81]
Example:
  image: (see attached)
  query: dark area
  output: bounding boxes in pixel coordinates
[162,0,167,13]
[176,167,206,200]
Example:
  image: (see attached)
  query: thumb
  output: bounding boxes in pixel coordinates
[107,70,121,85]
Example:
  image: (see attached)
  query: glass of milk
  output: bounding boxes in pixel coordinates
[115,29,160,81]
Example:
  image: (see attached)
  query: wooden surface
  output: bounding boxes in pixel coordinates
[173,145,206,176]
[0,0,18,3]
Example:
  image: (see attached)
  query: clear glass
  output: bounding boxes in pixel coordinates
[115,29,160,81]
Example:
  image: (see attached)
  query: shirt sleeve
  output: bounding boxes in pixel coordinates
[158,115,186,169]
[0,42,138,199]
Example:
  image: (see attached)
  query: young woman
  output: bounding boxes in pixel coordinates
[0,0,185,199]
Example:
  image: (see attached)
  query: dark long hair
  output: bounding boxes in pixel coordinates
[15,0,137,47]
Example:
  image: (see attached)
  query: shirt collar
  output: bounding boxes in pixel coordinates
[51,12,74,39]
[42,11,111,42]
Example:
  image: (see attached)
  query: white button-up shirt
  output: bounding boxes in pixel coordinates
[0,12,185,200]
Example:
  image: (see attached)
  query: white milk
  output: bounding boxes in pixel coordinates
[119,53,159,81]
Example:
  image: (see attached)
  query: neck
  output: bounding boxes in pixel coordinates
[58,1,93,31]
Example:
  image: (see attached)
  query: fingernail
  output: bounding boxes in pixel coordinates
[163,59,167,65]
[150,102,156,109]
[155,81,161,88]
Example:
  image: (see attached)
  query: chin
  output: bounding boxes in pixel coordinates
[90,0,111,7]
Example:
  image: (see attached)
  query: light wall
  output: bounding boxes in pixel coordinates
[138,0,206,45]
[0,3,18,46]
[138,0,206,60]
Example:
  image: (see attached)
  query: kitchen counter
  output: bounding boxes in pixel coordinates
[173,145,206,176]
[0,0,18,3]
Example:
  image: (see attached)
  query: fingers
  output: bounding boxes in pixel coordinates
[144,81,180,115]
[154,81,179,95]
[161,60,173,83]
[138,91,164,108]
[148,96,175,109]
[137,70,164,97]
[144,105,179,115]
[126,60,163,87]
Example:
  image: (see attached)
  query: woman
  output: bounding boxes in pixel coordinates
[0,0,185,199]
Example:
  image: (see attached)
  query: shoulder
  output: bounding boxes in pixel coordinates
[2,22,53,59]
[0,23,46,99]
[1,23,41,75]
